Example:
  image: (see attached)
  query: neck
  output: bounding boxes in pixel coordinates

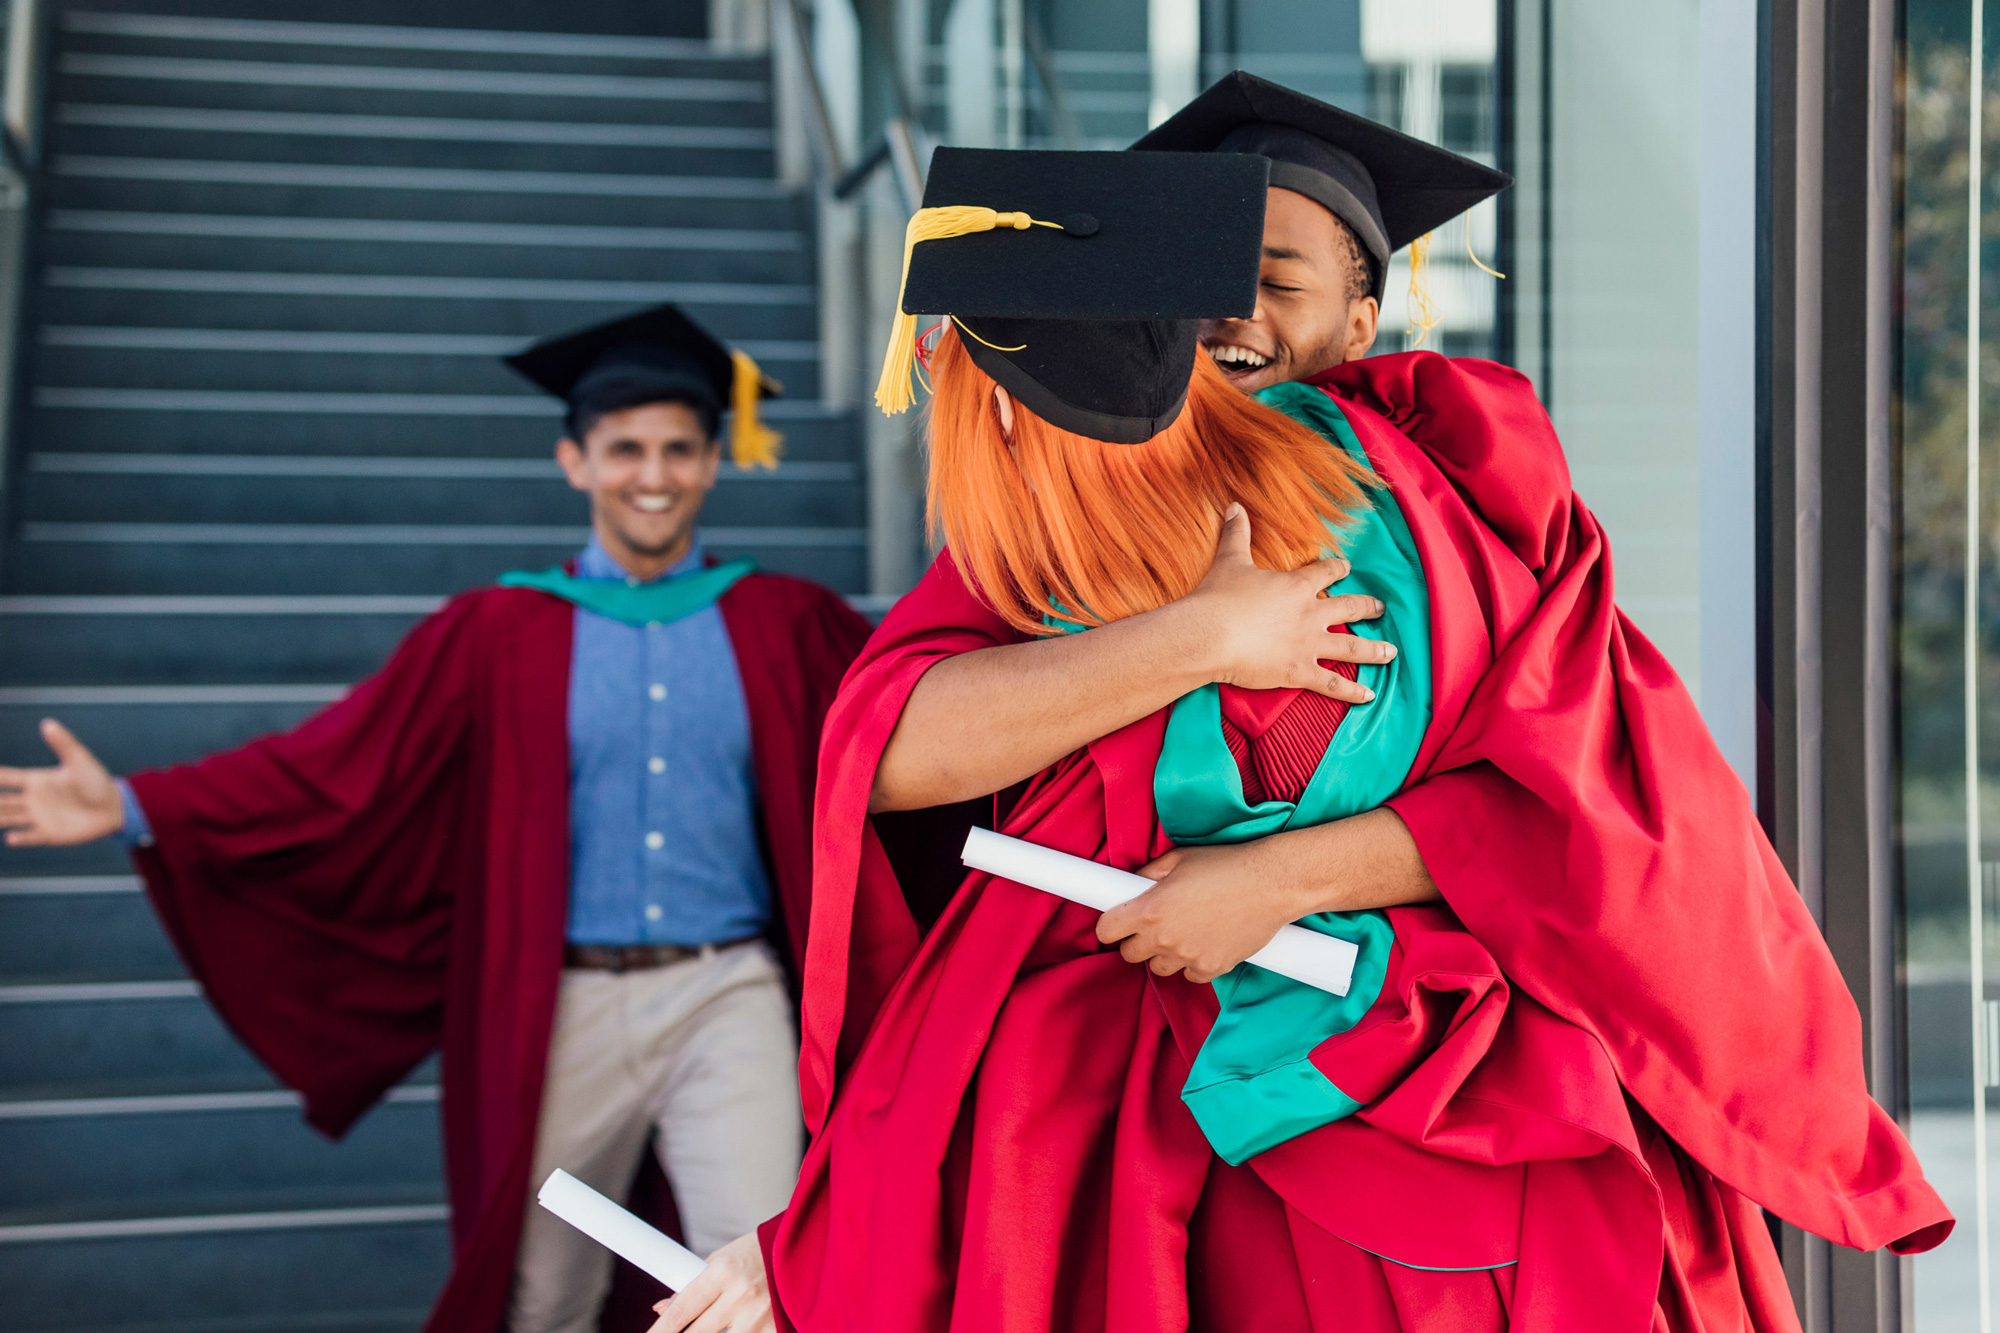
[592,521,695,583]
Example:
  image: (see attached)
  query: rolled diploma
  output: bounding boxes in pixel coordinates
[538,1168,706,1293]
[961,827,1356,997]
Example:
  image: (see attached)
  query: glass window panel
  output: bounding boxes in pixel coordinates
[1902,1,1992,1326]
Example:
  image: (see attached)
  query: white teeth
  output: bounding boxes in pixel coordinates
[633,495,671,513]
[1208,344,1270,369]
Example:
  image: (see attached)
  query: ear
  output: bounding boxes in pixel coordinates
[1343,295,1380,362]
[992,384,1016,439]
[555,436,590,493]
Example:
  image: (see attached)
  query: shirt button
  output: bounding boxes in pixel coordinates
[645,904,664,922]
[648,757,666,775]
[649,683,667,702]
[645,831,664,850]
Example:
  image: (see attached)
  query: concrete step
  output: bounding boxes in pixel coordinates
[0,692,343,789]
[34,272,819,343]
[49,59,770,127]
[0,877,182,980]
[3,528,870,595]
[46,156,805,230]
[29,327,824,400]
[41,224,813,285]
[58,0,705,39]
[17,398,860,460]
[15,456,864,528]
[0,983,287,1090]
[0,840,137,880]
[61,10,753,78]
[48,112,776,177]
[0,1187,447,1333]
[0,583,897,688]
[0,599,428,686]
[0,1086,442,1210]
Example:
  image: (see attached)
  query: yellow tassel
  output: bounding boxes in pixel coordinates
[1465,212,1505,279]
[874,206,1063,415]
[729,348,783,470]
[1405,230,1441,351]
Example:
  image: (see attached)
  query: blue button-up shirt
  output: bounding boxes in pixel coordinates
[120,536,776,947]
[563,537,773,946]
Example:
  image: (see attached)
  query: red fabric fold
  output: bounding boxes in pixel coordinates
[130,574,870,1333]
[773,352,1948,1333]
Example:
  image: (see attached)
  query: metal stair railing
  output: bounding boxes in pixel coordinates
[0,0,44,578]
[769,0,931,596]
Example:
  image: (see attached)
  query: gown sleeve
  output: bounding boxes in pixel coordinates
[127,592,496,1135]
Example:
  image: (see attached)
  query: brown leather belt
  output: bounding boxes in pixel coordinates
[563,935,762,974]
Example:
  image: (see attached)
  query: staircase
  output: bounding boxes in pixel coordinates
[0,3,863,1329]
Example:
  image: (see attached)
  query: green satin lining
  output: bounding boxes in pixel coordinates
[498,557,756,627]
[1161,383,1432,1165]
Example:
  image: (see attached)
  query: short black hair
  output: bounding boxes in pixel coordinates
[566,378,721,445]
[1330,215,1374,304]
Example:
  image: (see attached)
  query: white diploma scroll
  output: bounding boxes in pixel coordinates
[960,827,1357,997]
[538,1168,707,1293]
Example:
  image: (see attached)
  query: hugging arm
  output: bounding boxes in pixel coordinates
[870,506,1397,812]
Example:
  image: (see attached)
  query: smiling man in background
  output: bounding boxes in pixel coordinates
[0,304,873,1333]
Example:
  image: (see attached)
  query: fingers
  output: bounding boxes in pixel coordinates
[1303,667,1377,705]
[1320,592,1383,624]
[1096,901,1138,945]
[39,718,90,766]
[1302,555,1352,589]
[0,794,32,826]
[1315,633,1396,666]
[1211,503,1252,567]
[685,1298,740,1333]
[651,1273,722,1333]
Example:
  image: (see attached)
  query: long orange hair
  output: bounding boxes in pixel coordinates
[924,327,1377,637]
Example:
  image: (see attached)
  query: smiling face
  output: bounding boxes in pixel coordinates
[1199,186,1381,393]
[555,399,721,581]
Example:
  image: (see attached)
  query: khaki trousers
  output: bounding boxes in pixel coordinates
[508,940,803,1333]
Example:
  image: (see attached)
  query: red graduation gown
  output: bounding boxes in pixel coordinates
[128,572,873,1333]
[765,353,1950,1333]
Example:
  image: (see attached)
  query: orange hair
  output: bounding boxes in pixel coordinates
[923,327,1378,637]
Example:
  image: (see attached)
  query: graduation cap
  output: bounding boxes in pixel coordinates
[505,303,784,469]
[876,146,1269,444]
[1131,70,1511,300]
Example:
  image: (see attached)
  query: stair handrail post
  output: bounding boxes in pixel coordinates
[772,0,849,188]
[1022,13,1083,150]
[0,0,43,587]
[769,0,935,597]
[3,0,46,171]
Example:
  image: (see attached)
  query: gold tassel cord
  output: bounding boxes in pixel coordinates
[1465,212,1505,279]
[1405,230,1441,351]
[949,315,1028,354]
[875,207,1064,415]
[729,348,784,470]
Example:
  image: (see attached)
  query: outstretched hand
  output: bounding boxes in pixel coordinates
[648,1231,776,1333]
[0,719,124,847]
[1182,503,1392,704]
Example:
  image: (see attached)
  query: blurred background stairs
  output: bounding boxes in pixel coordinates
[0,2,862,1328]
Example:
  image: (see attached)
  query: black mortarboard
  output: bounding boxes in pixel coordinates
[1131,71,1511,299]
[505,303,783,468]
[877,146,1268,444]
